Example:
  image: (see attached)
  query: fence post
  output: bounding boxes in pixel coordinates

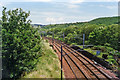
[63,32,64,41]
[83,34,85,49]
[61,45,63,80]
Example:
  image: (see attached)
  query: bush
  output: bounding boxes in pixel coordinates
[89,24,120,50]
[2,7,41,78]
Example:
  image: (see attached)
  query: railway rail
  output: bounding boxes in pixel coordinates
[44,37,119,80]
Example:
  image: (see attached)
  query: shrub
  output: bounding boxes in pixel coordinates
[2,7,41,78]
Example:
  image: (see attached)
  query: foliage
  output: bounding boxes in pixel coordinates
[89,16,119,25]
[40,16,120,68]
[42,17,120,51]
[89,24,120,50]
[41,16,120,51]
[2,7,41,78]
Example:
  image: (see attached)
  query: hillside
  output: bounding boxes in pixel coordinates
[40,16,120,71]
[41,16,119,29]
[89,16,119,25]
[40,16,120,51]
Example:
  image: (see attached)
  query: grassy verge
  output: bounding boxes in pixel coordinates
[22,39,63,78]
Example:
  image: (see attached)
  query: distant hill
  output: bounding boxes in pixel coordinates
[31,24,46,27]
[42,16,119,29]
[89,16,119,25]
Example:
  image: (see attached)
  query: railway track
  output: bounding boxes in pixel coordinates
[44,37,119,80]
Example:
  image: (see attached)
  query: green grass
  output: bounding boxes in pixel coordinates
[22,40,63,78]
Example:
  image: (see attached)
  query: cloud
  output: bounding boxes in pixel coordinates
[105,6,117,9]
[84,0,118,2]
[99,5,117,9]
[30,11,65,24]
[46,17,64,23]
[44,0,118,3]
[0,0,118,3]
[0,2,4,6]
[24,0,52,2]
[62,0,83,9]
[70,0,84,4]
[45,16,99,24]
[99,0,118,2]
[67,4,79,8]
[43,12,64,23]
[40,12,63,16]
[0,0,52,2]
[60,1,81,9]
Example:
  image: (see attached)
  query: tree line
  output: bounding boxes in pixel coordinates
[42,20,120,51]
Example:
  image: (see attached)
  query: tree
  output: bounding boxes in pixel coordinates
[2,7,41,78]
[89,24,120,50]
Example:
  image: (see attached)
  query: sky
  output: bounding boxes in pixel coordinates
[0,0,119,25]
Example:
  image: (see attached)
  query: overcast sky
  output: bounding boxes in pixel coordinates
[0,0,119,25]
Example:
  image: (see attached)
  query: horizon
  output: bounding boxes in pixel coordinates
[31,16,118,25]
[0,0,118,25]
